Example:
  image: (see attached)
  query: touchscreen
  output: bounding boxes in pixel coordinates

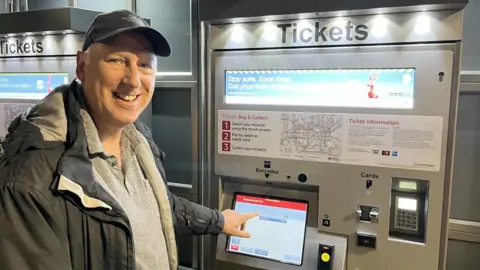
[226,193,308,266]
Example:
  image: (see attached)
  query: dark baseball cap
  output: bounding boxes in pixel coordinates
[82,9,171,57]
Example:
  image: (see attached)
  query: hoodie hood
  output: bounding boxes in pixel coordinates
[30,87,70,143]
[1,81,82,160]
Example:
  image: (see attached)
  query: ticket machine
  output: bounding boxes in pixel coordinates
[200,1,467,269]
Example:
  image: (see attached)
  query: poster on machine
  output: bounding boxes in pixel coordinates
[217,110,444,172]
[0,72,69,99]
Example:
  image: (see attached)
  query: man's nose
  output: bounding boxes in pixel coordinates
[122,65,141,89]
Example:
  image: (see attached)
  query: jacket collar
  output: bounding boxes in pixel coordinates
[50,80,127,214]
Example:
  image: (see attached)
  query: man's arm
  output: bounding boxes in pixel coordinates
[168,191,225,236]
[135,121,257,237]
[134,121,225,236]
[168,192,258,237]
[0,183,72,270]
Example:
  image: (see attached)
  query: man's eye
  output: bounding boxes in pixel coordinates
[139,63,153,69]
[109,59,125,64]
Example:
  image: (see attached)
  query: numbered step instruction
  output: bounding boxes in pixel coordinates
[218,110,444,172]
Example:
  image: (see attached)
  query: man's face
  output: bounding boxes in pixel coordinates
[76,32,157,128]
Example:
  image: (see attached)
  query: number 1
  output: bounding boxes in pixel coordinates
[222,121,231,131]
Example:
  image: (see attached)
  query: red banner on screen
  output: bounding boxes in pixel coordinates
[236,195,307,211]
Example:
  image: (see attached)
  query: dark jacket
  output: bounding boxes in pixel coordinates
[0,80,224,270]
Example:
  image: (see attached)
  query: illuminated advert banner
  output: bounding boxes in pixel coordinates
[210,10,463,50]
[0,72,69,99]
[225,69,415,109]
[0,34,83,57]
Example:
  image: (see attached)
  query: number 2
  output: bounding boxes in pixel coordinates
[223,131,230,141]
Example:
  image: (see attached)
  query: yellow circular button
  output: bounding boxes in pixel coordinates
[321,252,330,262]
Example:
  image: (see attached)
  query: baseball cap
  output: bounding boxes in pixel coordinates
[82,10,171,57]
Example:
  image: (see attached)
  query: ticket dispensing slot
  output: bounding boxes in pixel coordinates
[357,205,379,223]
[389,178,429,243]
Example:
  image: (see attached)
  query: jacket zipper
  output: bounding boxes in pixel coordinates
[183,213,211,234]
[59,192,135,269]
[109,211,135,270]
[183,213,209,225]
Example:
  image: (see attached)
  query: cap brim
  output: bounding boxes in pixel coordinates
[92,26,171,57]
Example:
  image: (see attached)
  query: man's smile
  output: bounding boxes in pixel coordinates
[113,92,140,102]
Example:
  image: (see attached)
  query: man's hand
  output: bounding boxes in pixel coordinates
[221,209,260,238]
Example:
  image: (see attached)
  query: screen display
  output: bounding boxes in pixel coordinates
[397,197,418,211]
[225,68,416,109]
[0,72,69,99]
[226,193,308,266]
[399,181,418,191]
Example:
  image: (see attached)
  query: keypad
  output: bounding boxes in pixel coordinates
[394,209,418,231]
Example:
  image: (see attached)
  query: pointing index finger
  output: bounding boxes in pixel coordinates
[244,212,261,220]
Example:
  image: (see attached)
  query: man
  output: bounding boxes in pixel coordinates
[0,10,258,270]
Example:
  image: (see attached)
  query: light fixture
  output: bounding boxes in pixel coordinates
[263,23,277,41]
[231,25,244,42]
[414,14,430,34]
[372,17,388,37]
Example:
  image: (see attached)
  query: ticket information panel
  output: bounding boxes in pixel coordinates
[218,110,443,172]
[226,193,309,266]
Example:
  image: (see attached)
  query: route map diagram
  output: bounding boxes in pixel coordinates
[280,113,343,157]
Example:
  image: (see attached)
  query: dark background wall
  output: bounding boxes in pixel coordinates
[198,0,468,20]
[460,0,480,70]
[7,0,478,71]
[27,0,68,10]
[77,0,131,12]
[136,0,193,73]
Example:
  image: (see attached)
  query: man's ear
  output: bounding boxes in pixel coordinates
[76,50,86,81]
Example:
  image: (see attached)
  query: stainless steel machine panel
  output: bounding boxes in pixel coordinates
[204,8,463,270]
[212,44,456,270]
